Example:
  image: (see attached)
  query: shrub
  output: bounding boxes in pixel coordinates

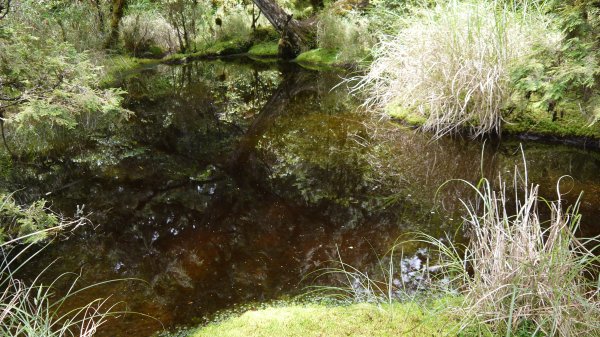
[0,26,130,156]
[7,0,109,52]
[509,0,600,123]
[0,194,59,244]
[356,0,557,137]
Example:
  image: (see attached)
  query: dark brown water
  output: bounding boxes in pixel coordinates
[9,59,600,336]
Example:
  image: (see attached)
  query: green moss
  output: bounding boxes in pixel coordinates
[248,42,279,58]
[387,104,427,126]
[162,53,191,63]
[188,299,460,337]
[295,48,340,69]
[386,101,600,139]
[204,38,253,56]
[503,106,600,138]
[251,27,279,42]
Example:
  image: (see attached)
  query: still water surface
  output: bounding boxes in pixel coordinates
[12,59,600,336]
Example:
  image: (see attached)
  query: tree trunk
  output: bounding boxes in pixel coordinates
[91,0,106,33]
[105,0,126,50]
[251,0,315,58]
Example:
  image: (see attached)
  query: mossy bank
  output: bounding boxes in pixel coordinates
[186,299,460,337]
[387,104,600,147]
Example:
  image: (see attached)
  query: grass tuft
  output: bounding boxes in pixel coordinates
[426,149,600,336]
[355,0,558,138]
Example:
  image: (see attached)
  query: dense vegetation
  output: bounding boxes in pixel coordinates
[1,0,600,336]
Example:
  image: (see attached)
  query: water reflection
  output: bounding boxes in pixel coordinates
[8,59,600,336]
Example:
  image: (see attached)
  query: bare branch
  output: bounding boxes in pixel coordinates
[0,0,11,20]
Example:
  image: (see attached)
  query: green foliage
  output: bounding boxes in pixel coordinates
[195,3,259,53]
[165,0,214,53]
[0,25,130,156]
[121,11,179,57]
[7,0,110,51]
[214,4,253,41]
[509,0,600,123]
[0,194,59,244]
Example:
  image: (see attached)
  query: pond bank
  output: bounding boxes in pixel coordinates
[100,40,353,85]
[186,299,458,337]
[387,104,600,149]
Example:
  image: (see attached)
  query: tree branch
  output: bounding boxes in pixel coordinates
[0,0,11,20]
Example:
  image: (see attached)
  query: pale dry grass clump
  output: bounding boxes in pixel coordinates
[121,13,180,55]
[431,156,600,336]
[316,11,376,63]
[356,0,558,138]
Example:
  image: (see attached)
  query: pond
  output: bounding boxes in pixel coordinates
[10,59,600,336]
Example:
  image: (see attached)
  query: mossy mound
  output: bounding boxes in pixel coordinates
[188,300,459,337]
[503,107,600,139]
[295,48,340,69]
[386,103,600,141]
[99,55,159,87]
[205,38,253,56]
[248,42,279,58]
[387,104,427,126]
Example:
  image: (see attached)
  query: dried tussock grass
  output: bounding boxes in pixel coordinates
[430,151,600,336]
[121,13,180,55]
[355,0,558,138]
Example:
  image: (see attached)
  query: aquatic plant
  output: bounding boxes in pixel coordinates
[355,0,557,138]
[308,244,445,305]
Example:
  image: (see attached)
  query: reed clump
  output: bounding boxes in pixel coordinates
[356,0,558,138]
[429,162,600,336]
